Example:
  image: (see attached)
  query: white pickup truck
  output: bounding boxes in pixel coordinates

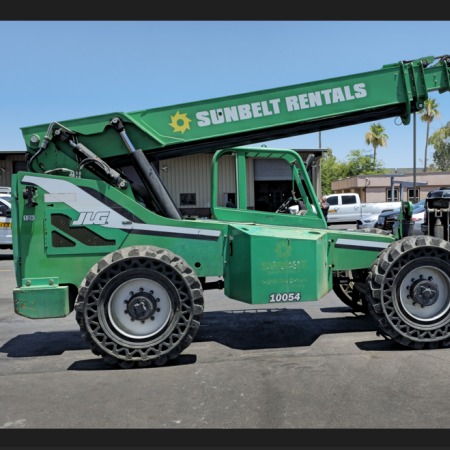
[325,193,401,225]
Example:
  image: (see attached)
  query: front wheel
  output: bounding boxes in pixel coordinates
[367,235,450,349]
[74,246,204,368]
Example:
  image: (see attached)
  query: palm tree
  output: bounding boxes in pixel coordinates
[419,98,440,172]
[365,123,388,165]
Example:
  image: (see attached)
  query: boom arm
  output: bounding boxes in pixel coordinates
[22,55,450,166]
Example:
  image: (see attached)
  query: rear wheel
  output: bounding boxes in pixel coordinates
[332,269,369,313]
[332,227,390,314]
[74,246,204,368]
[367,235,450,349]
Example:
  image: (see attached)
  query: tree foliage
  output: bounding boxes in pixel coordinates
[429,121,450,171]
[321,148,385,195]
[419,98,440,172]
[364,122,388,164]
[320,149,345,195]
[344,149,385,177]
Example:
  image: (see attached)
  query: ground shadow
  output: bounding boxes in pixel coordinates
[0,330,86,357]
[0,306,400,370]
[195,307,379,350]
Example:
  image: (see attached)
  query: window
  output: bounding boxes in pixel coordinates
[180,193,196,206]
[327,196,338,206]
[224,193,236,208]
[387,188,399,202]
[407,188,419,203]
[342,194,357,205]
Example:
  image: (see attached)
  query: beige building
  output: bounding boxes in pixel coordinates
[332,169,450,204]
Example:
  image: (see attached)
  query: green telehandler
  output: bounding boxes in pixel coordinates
[11,55,450,368]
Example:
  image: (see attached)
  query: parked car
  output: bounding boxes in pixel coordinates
[362,207,397,230]
[375,199,425,232]
[356,212,379,229]
[0,194,12,249]
[392,204,425,236]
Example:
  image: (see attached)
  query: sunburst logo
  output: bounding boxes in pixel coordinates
[275,240,292,259]
[169,111,192,134]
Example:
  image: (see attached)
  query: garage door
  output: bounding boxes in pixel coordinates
[254,159,292,181]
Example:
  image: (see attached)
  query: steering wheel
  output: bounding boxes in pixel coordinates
[276,197,294,214]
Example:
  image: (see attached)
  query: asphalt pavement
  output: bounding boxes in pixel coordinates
[0,244,450,448]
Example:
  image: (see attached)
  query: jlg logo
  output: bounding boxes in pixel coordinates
[73,211,110,226]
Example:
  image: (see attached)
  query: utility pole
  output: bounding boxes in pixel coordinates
[413,113,417,203]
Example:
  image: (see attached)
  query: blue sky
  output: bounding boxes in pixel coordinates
[1,20,450,170]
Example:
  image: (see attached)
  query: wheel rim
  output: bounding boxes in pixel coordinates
[397,265,450,323]
[332,270,368,313]
[108,277,172,339]
[337,272,354,300]
[333,270,355,305]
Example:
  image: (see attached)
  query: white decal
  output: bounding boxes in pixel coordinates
[196,99,282,127]
[73,211,110,226]
[285,83,367,112]
[195,83,367,128]
[269,292,301,302]
[23,176,221,239]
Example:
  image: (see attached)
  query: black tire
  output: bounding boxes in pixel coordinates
[74,246,204,368]
[332,269,369,313]
[367,235,450,349]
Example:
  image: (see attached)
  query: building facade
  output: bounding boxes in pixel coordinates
[0,149,325,217]
[4,148,449,210]
[0,151,27,187]
[332,170,450,204]
[158,149,326,217]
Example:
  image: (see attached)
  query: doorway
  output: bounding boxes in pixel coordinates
[254,180,292,212]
